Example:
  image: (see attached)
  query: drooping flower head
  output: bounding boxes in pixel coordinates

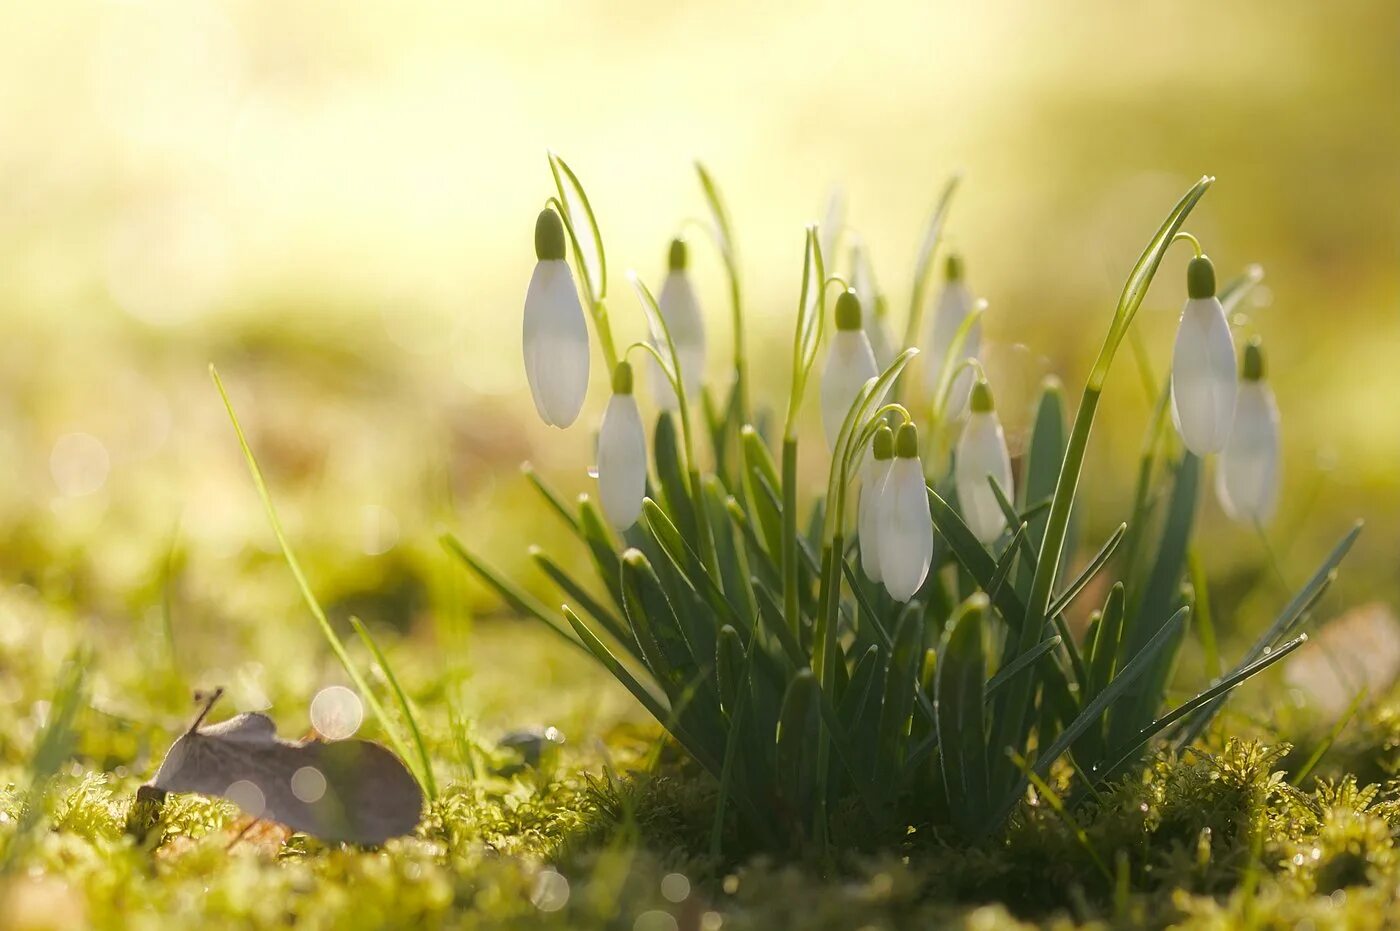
[523,208,590,428]
[650,238,706,410]
[879,422,933,602]
[820,289,879,449]
[596,360,647,530]
[924,254,981,416]
[955,378,1014,544]
[859,424,895,583]
[1216,337,1280,526]
[1170,254,1237,455]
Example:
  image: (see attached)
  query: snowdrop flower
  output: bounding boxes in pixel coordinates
[858,424,895,583]
[923,254,981,416]
[596,361,647,530]
[1216,338,1280,526]
[955,379,1013,544]
[820,290,879,449]
[650,239,706,410]
[1171,254,1237,455]
[523,209,589,428]
[879,423,933,602]
[851,245,896,368]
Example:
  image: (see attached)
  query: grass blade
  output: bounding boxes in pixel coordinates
[212,365,413,768]
[350,616,438,798]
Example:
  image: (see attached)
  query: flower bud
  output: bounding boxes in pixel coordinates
[955,379,1013,544]
[1170,254,1237,455]
[820,290,879,449]
[650,238,706,410]
[879,423,933,601]
[523,209,590,428]
[1216,337,1280,525]
[597,361,647,529]
[923,253,981,416]
[858,425,895,582]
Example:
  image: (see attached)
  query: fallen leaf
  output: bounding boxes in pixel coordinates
[1285,602,1400,718]
[142,690,423,845]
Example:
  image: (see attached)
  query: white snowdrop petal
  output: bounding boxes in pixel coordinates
[924,281,981,415]
[523,260,590,428]
[955,411,1013,544]
[1170,297,1237,455]
[820,330,879,449]
[859,458,892,582]
[1216,382,1280,525]
[879,458,933,601]
[650,271,705,409]
[597,394,647,529]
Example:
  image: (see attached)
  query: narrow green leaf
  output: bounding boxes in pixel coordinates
[991,605,1191,829]
[529,546,631,648]
[985,634,1062,698]
[1097,632,1309,782]
[937,595,991,835]
[776,669,820,826]
[875,602,924,786]
[521,462,583,536]
[1048,523,1127,618]
[441,533,579,648]
[1110,453,1200,748]
[548,151,607,300]
[350,617,438,799]
[1175,522,1361,746]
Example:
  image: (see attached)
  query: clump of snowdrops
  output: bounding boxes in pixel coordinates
[446,154,1360,854]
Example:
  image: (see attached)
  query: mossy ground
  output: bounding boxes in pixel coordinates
[0,333,1386,930]
[1,587,1397,930]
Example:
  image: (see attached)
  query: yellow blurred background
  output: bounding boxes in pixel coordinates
[0,1,1395,676]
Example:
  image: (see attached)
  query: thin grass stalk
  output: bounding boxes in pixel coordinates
[211,365,416,770]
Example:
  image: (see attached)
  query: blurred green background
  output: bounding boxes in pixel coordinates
[0,0,1395,722]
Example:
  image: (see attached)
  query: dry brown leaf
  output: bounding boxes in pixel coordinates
[143,690,423,846]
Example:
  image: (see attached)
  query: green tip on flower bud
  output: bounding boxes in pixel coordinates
[1187,254,1216,299]
[535,209,566,262]
[834,289,862,330]
[895,422,919,458]
[970,378,994,413]
[1242,337,1265,381]
[872,424,894,461]
[668,238,688,272]
[945,253,965,281]
[612,360,634,394]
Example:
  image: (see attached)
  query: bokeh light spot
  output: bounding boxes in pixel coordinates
[660,873,690,903]
[290,765,327,803]
[225,779,266,818]
[310,685,363,741]
[633,910,678,931]
[530,869,570,912]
